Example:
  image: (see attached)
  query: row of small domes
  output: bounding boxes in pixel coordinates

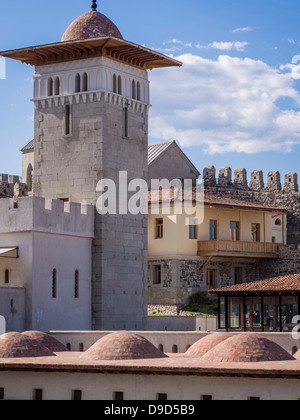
[0,330,298,363]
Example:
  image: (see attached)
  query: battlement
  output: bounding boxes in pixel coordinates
[0,174,21,184]
[203,166,299,193]
[0,196,95,238]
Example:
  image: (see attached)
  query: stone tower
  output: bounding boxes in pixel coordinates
[2,4,181,330]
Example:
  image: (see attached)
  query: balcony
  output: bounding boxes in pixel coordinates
[197,240,279,259]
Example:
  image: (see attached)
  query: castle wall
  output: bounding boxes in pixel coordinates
[259,245,300,280]
[203,166,300,246]
[148,257,260,307]
[0,287,26,332]
[0,197,94,238]
[31,231,92,331]
[0,197,94,331]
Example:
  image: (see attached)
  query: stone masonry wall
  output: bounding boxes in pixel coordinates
[148,258,260,306]
[203,166,300,246]
[259,245,300,279]
[33,87,149,331]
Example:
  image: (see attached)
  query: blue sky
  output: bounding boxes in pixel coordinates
[0,0,300,182]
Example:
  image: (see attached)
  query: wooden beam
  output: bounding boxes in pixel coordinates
[221,258,235,277]
[198,256,213,276]
[246,258,261,278]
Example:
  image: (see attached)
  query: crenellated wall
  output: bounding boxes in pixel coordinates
[203,166,300,246]
[203,166,299,192]
[0,175,28,199]
[0,196,94,238]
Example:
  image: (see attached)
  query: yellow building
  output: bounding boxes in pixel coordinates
[148,188,287,307]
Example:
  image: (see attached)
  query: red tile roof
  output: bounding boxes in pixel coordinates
[209,273,300,295]
[0,333,55,358]
[61,11,123,42]
[185,333,233,358]
[22,331,67,353]
[201,334,295,363]
[0,351,300,379]
[148,189,287,213]
[80,331,168,361]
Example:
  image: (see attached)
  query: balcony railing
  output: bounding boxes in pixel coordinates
[197,240,279,259]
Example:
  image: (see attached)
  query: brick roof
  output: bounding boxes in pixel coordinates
[209,273,300,295]
[204,193,287,213]
[201,334,295,363]
[0,350,300,379]
[185,333,234,358]
[22,331,67,353]
[294,349,300,359]
[148,188,287,213]
[0,332,55,358]
[61,11,123,42]
[80,331,168,361]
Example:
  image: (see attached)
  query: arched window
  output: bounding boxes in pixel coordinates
[158,344,164,352]
[75,73,81,93]
[118,75,122,95]
[52,269,57,298]
[137,82,141,101]
[82,73,88,92]
[275,218,282,226]
[47,77,53,97]
[26,163,33,192]
[172,345,178,354]
[79,343,84,352]
[74,270,79,299]
[4,269,9,285]
[132,80,136,99]
[54,77,60,96]
[113,74,117,93]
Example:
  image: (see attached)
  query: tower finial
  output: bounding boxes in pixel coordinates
[91,0,97,11]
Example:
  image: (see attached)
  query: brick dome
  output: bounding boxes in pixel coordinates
[81,331,168,361]
[200,334,295,363]
[22,331,67,353]
[0,332,55,358]
[185,333,233,358]
[61,11,123,42]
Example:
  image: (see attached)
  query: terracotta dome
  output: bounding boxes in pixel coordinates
[185,333,234,358]
[61,10,123,42]
[22,331,67,353]
[200,334,295,363]
[81,331,168,361]
[0,332,55,358]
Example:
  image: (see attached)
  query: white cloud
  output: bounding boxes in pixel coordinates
[157,39,193,53]
[26,114,34,121]
[149,53,300,155]
[232,27,253,33]
[288,38,300,46]
[196,41,249,52]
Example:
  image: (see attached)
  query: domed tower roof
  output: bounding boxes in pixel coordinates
[61,2,123,42]
[81,331,168,361]
[200,334,295,363]
[0,332,55,358]
[185,333,233,358]
[22,331,67,353]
